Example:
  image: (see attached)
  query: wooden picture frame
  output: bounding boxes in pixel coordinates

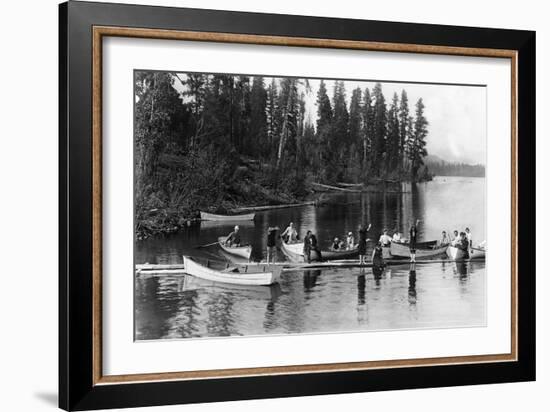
[59,1,535,410]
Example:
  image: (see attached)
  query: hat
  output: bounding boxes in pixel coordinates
[348,232,353,236]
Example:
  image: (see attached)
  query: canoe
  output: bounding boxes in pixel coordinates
[389,241,448,259]
[200,211,255,221]
[218,236,252,260]
[182,256,281,286]
[446,245,486,260]
[281,241,359,263]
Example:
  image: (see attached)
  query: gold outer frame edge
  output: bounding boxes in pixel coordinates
[91,26,518,386]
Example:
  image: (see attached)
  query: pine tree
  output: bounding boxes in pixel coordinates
[249,76,268,157]
[398,89,409,172]
[386,92,400,173]
[407,98,429,180]
[316,80,333,180]
[361,87,374,174]
[331,80,350,181]
[265,79,279,156]
[371,83,387,176]
[348,87,363,180]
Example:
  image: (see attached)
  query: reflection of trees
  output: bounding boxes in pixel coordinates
[135,276,200,340]
[205,292,236,336]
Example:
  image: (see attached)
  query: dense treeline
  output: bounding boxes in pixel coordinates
[425,159,485,177]
[134,72,431,238]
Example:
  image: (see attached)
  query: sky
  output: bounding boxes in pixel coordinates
[299,79,487,165]
[171,73,487,165]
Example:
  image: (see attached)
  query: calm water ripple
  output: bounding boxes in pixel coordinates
[135,177,486,340]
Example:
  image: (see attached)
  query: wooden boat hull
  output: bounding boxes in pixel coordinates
[218,236,252,260]
[446,246,486,260]
[182,256,281,286]
[390,241,448,259]
[200,211,255,221]
[281,241,359,262]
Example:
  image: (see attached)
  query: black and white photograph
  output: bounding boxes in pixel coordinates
[134,70,487,340]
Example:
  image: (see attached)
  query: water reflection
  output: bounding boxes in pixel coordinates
[135,177,487,339]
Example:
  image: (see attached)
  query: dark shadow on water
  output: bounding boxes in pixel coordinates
[34,392,58,407]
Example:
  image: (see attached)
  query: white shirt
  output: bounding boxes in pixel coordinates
[379,234,392,245]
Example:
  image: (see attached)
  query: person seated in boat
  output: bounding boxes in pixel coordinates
[379,229,392,247]
[331,237,342,251]
[392,229,402,243]
[372,241,386,271]
[439,230,450,246]
[346,232,355,250]
[456,232,470,258]
[358,223,372,265]
[451,230,460,246]
[281,222,299,244]
[225,225,241,246]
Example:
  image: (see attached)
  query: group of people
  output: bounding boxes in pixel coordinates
[274,221,374,264]
[224,219,476,265]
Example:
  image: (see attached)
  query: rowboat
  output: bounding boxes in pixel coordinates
[200,211,255,221]
[446,245,486,260]
[182,256,281,286]
[281,241,359,263]
[389,241,448,259]
[218,236,252,260]
[181,272,283,298]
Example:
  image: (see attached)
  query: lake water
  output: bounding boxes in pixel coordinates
[135,176,486,340]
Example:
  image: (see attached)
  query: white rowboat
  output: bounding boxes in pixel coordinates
[200,211,255,221]
[446,246,486,260]
[280,241,359,263]
[218,236,252,260]
[390,241,448,259]
[182,256,281,286]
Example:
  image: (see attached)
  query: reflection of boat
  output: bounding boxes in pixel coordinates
[446,246,486,260]
[200,211,255,221]
[389,241,448,259]
[280,241,359,262]
[180,274,282,299]
[218,236,252,260]
[183,257,281,286]
[200,219,255,229]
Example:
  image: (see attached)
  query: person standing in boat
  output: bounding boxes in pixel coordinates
[225,225,241,247]
[266,226,279,263]
[310,232,323,262]
[456,232,470,259]
[358,223,372,265]
[346,232,355,250]
[281,222,298,244]
[379,229,392,247]
[409,219,420,262]
[303,230,322,263]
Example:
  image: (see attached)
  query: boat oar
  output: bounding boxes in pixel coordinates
[196,241,219,249]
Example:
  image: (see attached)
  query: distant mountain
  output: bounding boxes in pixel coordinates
[424,155,485,177]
